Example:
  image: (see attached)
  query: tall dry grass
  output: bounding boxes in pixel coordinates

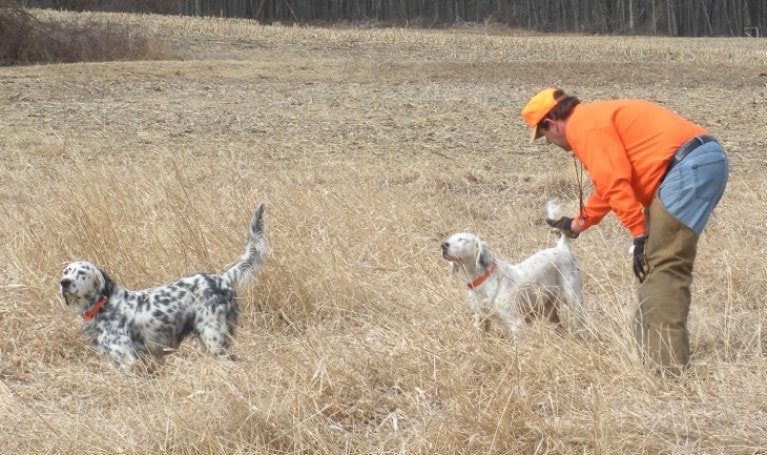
[0,10,766,454]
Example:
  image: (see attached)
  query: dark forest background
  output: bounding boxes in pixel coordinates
[18,0,767,36]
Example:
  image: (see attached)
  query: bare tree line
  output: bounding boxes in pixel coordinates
[21,0,767,36]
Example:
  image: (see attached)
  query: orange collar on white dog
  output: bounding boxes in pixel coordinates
[467,261,497,290]
[82,297,107,321]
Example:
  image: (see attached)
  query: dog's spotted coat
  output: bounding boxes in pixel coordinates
[60,204,267,372]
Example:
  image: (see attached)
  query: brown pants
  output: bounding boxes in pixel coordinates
[633,194,698,375]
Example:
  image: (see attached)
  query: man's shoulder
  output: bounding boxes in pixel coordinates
[580,98,653,112]
[572,98,666,126]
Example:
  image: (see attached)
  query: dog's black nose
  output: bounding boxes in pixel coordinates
[60,279,71,288]
[440,242,449,252]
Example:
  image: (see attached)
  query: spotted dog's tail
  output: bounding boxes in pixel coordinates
[224,203,267,288]
[546,200,573,250]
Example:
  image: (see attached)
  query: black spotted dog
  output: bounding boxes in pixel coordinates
[59,204,267,372]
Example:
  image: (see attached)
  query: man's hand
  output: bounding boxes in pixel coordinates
[545,217,579,239]
[632,235,649,283]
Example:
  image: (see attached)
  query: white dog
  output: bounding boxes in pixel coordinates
[60,204,267,372]
[441,202,585,335]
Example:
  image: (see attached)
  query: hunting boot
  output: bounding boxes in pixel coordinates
[633,195,698,376]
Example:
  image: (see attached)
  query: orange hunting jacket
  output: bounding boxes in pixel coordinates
[565,100,707,237]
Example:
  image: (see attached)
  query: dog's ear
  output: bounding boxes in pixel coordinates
[475,241,492,270]
[97,267,115,298]
[449,262,459,278]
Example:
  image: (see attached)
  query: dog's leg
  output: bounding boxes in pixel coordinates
[196,319,235,360]
[505,314,523,337]
[560,271,588,329]
[473,312,492,332]
[199,330,232,357]
[191,295,239,359]
[102,334,142,372]
[468,296,491,331]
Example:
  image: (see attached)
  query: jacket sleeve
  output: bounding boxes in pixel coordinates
[579,191,611,229]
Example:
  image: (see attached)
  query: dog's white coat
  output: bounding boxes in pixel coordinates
[441,202,585,334]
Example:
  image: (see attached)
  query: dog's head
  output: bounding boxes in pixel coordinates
[440,233,492,277]
[60,261,115,315]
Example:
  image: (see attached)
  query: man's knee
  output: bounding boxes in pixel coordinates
[633,314,690,374]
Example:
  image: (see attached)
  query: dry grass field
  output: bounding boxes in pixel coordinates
[1,10,767,454]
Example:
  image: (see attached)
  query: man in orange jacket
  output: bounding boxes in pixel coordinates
[521,88,728,375]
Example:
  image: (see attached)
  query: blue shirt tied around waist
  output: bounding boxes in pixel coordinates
[658,136,729,236]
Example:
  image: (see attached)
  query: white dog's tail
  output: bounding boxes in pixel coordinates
[223,203,268,288]
[546,199,562,221]
[546,200,573,250]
